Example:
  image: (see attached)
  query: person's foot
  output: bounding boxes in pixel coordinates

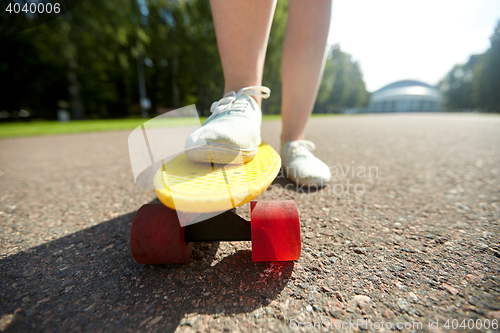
[281,140,331,186]
[185,86,270,164]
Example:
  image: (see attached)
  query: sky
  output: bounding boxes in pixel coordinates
[328,0,500,92]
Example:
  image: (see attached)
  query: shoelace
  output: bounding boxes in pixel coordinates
[209,86,270,119]
[289,140,316,157]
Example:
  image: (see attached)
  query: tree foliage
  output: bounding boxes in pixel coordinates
[1,0,369,119]
[261,0,288,115]
[440,20,500,112]
[315,44,369,113]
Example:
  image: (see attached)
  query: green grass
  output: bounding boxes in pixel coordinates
[0,118,202,139]
[0,114,337,139]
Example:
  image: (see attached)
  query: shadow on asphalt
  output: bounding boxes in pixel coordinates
[0,200,294,332]
[270,168,325,193]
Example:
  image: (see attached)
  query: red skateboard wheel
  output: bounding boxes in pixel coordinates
[250,200,301,262]
[131,204,193,264]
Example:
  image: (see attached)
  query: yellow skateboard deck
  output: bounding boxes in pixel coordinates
[154,142,281,213]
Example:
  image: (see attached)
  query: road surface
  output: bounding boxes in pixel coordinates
[1,113,499,332]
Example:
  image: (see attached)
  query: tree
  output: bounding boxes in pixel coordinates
[143,0,223,116]
[477,20,500,111]
[261,0,288,115]
[440,20,500,112]
[9,0,148,119]
[0,33,67,119]
[1,0,370,119]
[315,44,369,113]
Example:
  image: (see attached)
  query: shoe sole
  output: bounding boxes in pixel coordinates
[185,144,258,164]
[288,175,330,187]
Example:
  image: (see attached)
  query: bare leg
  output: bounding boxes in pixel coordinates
[210,0,277,106]
[280,0,332,145]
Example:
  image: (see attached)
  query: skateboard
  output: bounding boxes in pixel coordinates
[130,142,301,264]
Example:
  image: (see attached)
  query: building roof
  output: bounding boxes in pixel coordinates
[371,80,440,102]
[374,80,436,93]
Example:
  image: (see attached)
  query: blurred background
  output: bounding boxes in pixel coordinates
[0,0,499,125]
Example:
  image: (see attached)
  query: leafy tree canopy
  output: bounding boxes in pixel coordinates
[440,20,500,112]
[1,0,369,119]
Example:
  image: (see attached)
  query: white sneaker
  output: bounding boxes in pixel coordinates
[185,86,270,164]
[281,140,331,186]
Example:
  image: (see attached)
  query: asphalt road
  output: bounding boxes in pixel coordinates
[1,113,499,332]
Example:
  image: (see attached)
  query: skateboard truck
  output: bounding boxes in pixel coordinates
[131,201,301,263]
[184,209,251,242]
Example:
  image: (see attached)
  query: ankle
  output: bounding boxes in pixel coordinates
[224,85,263,107]
[280,135,304,147]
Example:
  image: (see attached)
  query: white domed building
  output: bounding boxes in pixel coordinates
[369,80,442,112]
